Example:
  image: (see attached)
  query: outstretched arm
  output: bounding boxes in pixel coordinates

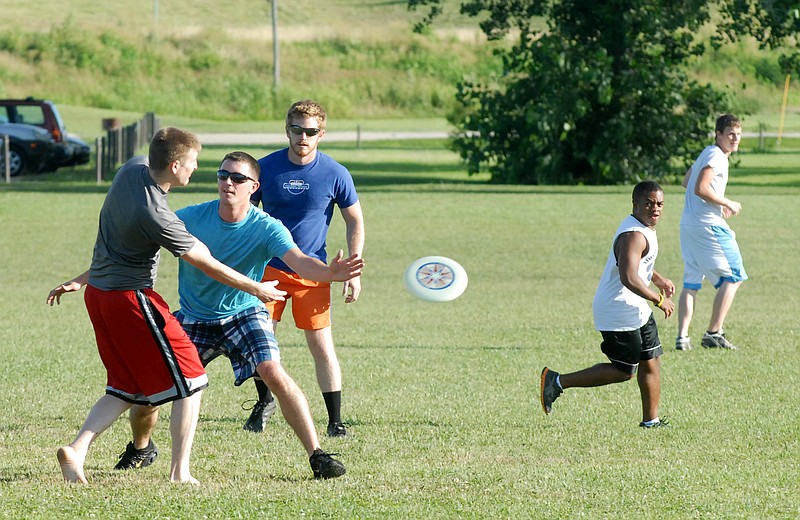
[181,240,286,303]
[47,270,90,305]
[281,247,364,283]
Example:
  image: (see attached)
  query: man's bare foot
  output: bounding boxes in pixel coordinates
[57,446,87,484]
[170,475,200,485]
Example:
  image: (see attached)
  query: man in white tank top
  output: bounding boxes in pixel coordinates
[540,181,676,428]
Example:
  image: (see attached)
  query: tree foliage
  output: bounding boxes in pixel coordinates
[409,0,798,184]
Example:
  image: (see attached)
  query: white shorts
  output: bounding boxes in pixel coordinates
[680,224,748,290]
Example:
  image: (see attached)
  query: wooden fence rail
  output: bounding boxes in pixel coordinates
[97,112,159,181]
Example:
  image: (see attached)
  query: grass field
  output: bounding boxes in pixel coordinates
[1,140,799,518]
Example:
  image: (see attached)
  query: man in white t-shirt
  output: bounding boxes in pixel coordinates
[676,114,747,351]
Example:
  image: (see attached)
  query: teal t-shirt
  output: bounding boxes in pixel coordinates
[175,200,296,320]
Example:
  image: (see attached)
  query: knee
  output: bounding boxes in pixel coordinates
[256,361,288,388]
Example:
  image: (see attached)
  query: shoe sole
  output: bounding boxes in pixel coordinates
[540,368,550,415]
[701,340,737,350]
[313,465,346,479]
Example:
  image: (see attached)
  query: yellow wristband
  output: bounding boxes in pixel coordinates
[656,292,664,308]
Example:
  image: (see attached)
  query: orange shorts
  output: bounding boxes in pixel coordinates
[262,266,331,330]
[84,285,208,406]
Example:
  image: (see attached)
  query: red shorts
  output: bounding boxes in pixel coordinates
[84,285,208,405]
[262,266,331,330]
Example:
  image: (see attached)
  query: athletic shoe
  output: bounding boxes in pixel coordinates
[701,330,738,350]
[540,367,562,415]
[242,399,277,433]
[675,336,692,351]
[327,422,348,437]
[309,449,346,479]
[114,440,158,470]
[639,417,670,428]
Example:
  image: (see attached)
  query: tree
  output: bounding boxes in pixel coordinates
[409,0,795,184]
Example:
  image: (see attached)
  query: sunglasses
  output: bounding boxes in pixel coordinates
[288,124,321,136]
[217,169,257,184]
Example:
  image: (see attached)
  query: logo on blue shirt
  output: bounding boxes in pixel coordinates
[283,180,310,195]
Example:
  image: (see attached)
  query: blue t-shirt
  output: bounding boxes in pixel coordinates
[175,200,296,320]
[251,149,358,272]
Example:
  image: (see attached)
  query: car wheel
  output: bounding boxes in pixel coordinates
[1,146,25,177]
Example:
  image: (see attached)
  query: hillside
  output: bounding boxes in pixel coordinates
[0,0,797,131]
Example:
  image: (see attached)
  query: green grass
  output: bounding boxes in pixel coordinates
[1,140,799,518]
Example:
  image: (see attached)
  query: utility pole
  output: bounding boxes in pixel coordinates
[271,0,280,90]
[154,0,159,27]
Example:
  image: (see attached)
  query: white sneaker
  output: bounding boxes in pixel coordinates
[701,330,738,350]
[675,336,692,351]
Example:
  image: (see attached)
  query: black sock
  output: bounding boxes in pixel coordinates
[322,391,342,425]
[255,379,273,403]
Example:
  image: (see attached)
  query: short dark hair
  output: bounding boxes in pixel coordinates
[716,114,741,134]
[148,127,201,171]
[221,151,260,178]
[632,180,663,202]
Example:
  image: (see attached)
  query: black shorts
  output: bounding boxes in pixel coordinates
[599,314,663,374]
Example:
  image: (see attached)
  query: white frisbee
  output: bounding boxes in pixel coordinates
[403,256,468,302]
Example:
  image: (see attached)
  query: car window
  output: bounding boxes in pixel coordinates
[16,106,46,126]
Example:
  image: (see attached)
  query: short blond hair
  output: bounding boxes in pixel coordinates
[286,100,327,130]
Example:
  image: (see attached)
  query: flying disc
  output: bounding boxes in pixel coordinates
[403,256,468,302]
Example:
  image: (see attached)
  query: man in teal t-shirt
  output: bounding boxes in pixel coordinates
[120,151,363,480]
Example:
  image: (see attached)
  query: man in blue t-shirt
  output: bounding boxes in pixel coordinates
[249,100,365,437]
[120,151,363,479]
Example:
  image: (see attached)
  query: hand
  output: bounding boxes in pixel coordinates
[654,278,675,299]
[47,281,84,306]
[342,275,361,304]
[254,279,287,303]
[723,199,741,218]
[658,296,675,319]
[328,249,365,282]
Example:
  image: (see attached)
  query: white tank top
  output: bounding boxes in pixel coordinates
[592,214,658,331]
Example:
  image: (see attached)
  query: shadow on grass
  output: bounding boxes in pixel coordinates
[6,148,800,195]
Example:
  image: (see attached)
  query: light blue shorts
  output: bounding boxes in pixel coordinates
[680,224,748,290]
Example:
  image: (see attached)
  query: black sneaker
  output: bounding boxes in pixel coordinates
[327,422,348,437]
[114,440,158,470]
[639,417,670,429]
[540,367,562,415]
[309,449,346,479]
[242,399,277,433]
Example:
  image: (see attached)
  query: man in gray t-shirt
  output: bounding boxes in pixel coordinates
[47,128,287,485]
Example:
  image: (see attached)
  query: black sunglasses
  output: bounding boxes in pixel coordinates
[217,169,256,184]
[288,124,321,136]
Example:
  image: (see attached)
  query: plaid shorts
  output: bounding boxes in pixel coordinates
[175,307,279,386]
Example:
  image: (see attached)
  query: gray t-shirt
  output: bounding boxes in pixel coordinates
[88,156,196,291]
